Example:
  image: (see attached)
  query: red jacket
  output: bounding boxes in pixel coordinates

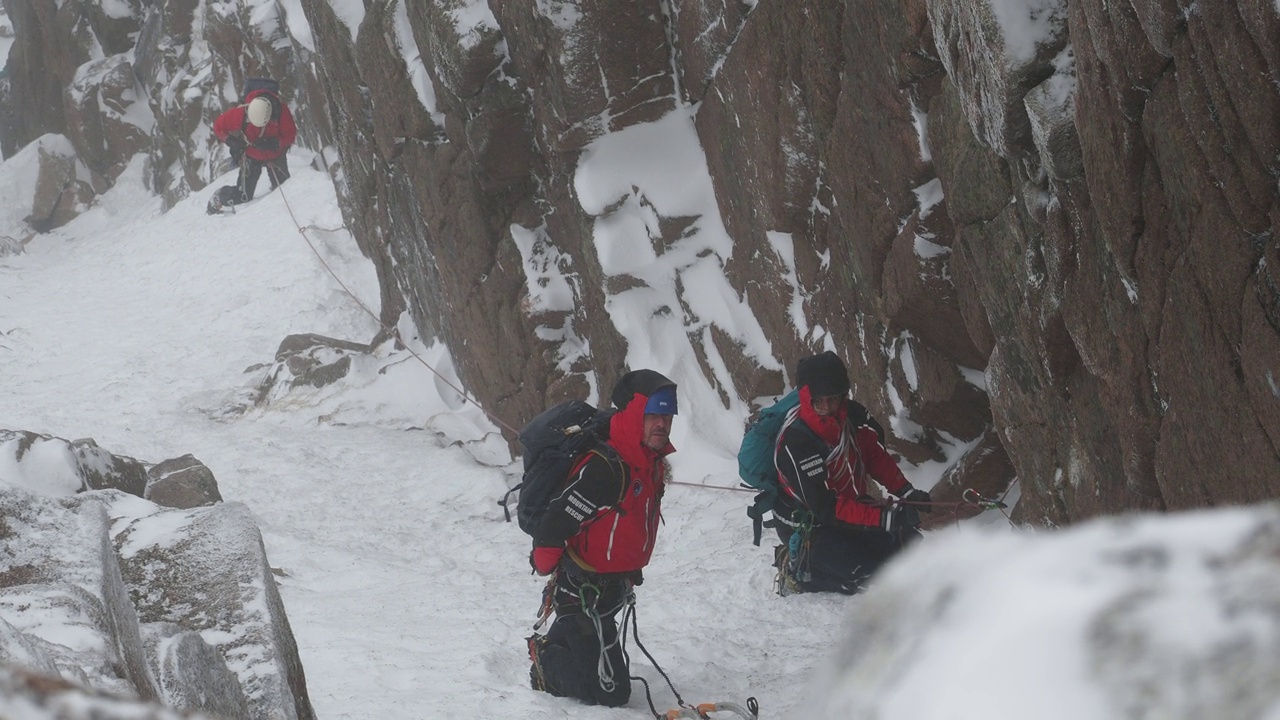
[532,390,674,574]
[774,387,910,528]
[212,90,297,161]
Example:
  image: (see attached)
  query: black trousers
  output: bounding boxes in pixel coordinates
[216,153,290,206]
[535,568,634,707]
[781,523,920,594]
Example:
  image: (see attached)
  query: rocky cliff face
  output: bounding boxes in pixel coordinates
[4,0,1277,526]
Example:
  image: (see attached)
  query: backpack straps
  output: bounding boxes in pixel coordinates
[747,490,777,547]
[577,446,629,510]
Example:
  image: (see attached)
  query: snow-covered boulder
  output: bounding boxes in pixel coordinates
[0,135,96,239]
[139,624,249,719]
[0,429,147,498]
[0,488,158,700]
[819,505,1280,719]
[144,455,223,511]
[253,333,371,403]
[112,498,316,720]
[66,54,153,184]
[0,435,314,719]
[0,664,223,720]
[0,430,226,511]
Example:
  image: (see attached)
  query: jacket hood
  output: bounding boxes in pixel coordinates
[610,369,677,410]
[608,370,676,467]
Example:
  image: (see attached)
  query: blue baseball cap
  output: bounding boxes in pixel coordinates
[644,386,678,415]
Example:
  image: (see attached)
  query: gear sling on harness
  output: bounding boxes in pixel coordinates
[532,565,759,719]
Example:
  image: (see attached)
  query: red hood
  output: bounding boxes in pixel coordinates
[798,385,847,446]
[610,392,675,471]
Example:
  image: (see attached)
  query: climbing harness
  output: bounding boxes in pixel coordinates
[531,569,760,719]
[578,578,631,693]
[532,572,557,631]
[774,509,813,596]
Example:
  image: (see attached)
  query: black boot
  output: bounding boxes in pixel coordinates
[528,634,562,696]
[207,185,246,215]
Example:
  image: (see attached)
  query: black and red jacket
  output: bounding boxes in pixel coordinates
[531,388,673,574]
[212,89,297,162]
[774,386,910,529]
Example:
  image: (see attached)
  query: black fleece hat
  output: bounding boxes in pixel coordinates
[610,369,677,410]
[796,351,850,398]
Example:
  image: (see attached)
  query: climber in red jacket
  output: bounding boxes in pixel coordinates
[527,369,678,707]
[208,88,297,213]
[772,351,932,594]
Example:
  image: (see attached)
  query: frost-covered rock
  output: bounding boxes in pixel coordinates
[113,499,316,720]
[0,440,312,718]
[142,622,250,719]
[0,134,99,234]
[66,54,153,183]
[256,333,369,400]
[818,505,1280,719]
[144,455,223,511]
[0,616,62,678]
[0,482,314,719]
[0,431,228,508]
[0,664,222,720]
[0,488,158,700]
[0,429,147,498]
[928,0,1070,158]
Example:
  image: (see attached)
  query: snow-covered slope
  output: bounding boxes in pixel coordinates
[4,149,1279,720]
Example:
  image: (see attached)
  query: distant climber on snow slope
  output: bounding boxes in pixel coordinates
[208,82,296,214]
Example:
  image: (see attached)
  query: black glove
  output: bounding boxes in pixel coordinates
[252,136,280,153]
[880,504,920,532]
[900,486,934,513]
[226,134,247,163]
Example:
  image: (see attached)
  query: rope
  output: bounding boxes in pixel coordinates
[667,479,755,493]
[889,487,1018,529]
[266,165,1026,528]
[270,175,521,436]
[622,601,696,720]
[534,569,697,719]
[269,172,805,495]
[577,580,629,693]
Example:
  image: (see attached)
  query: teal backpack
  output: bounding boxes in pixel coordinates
[737,389,800,546]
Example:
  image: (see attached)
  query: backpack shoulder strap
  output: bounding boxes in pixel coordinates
[846,399,886,445]
[580,444,628,506]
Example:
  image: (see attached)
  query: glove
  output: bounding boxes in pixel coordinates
[530,546,563,576]
[252,136,280,153]
[226,134,247,163]
[900,486,934,513]
[880,504,920,532]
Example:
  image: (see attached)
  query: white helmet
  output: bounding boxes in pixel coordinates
[246,97,273,128]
